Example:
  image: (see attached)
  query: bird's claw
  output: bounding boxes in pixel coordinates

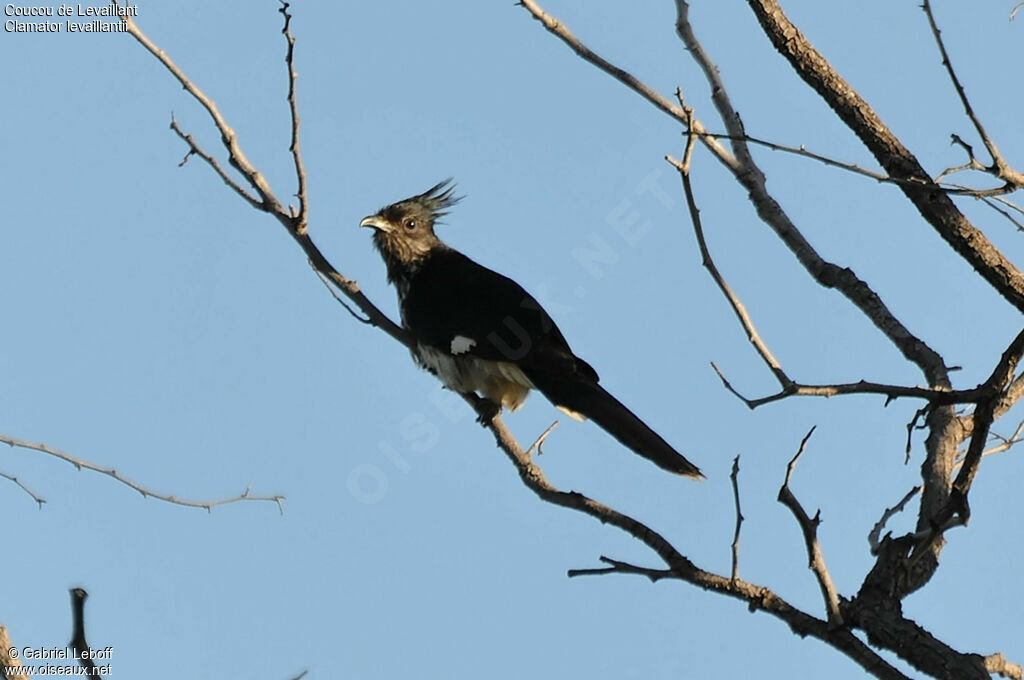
[474,398,501,425]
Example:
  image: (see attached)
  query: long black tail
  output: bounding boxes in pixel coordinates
[529,374,703,479]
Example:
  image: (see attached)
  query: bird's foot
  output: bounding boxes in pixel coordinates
[471,396,501,425]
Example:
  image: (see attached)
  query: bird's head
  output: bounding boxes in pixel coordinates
[360,179,462,272]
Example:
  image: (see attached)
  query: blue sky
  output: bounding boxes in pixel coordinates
[2,1,1022,678]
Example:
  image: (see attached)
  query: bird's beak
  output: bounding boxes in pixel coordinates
[359,215,393,233]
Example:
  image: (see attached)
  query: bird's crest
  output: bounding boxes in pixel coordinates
[404,178,463,221]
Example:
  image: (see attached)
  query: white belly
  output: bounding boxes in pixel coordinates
[415,344,534,411]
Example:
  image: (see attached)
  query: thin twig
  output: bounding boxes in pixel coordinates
[669,109,792,392]
[121,1,412,348]
[314,269,372,324]
[515,0,739,172]
[0,435,284,513]
[279,1,309,227]
[729,455,743,582]
[0,469,46,508]
[952,419,1024,471]
[526,421,559,457]
[568,555,675,582]
[169,116,262,209]
[777,427,843,628]
[979,196,1024,232]
[868,486,921,555]
[905,406,930,463]
[121,7,281,213]
[707,362,980,410]
[695,130,897,185]
[699,129,1017,198]
[922,0,1024,188]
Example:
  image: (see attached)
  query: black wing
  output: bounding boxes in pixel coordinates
[401,248,597,380]
[403,248,702,477]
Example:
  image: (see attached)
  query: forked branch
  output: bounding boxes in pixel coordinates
[922,0,1024,189]
[0,435,284,513]
[120,1,410,349]
[777,428,843,628]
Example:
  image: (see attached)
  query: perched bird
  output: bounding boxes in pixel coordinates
[360,180,702,478]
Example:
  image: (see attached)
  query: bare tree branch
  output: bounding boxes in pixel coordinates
[705,364,990,410]
[669,113,791,393]
[314,268,373,324]
[909,329,1024,565]
[960,369,1024,436]
[672,3,950,392]
[777,428,843,628]
[120,2,412,349]
[696,130,898,185]
[112,4,1018,679]
[668,101,961,420]
[977,194,1024,232]
[0,626,24,676]
[868,486,921,555]
[466,397,911,680]
[922,1,1024,189]
[729,455,743,582]
[0,435,284,513]
[170,114,262,208]
[526,421,559,457]
[0,468,46,508]
[985,653,1023,680]
[970,419,1024,461]
[515,0,739,171]
[746,0,1024,314]
[519,0,950,408]
[952,329,1024,495]
[279,1,309,224]
[568,555,675,582]
[122,9,281,214]
[119,15,904,672]
[687,130,1020,201]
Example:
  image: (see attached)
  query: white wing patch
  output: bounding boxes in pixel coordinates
[556,405,587,422]
[450,335,477,355]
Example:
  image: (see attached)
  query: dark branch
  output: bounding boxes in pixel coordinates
[746,0,1024,314]
[729,455,743,582]
[279,1,309,225]
[868,486,921,555]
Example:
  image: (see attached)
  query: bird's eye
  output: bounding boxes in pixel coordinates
[404,219,417,230]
